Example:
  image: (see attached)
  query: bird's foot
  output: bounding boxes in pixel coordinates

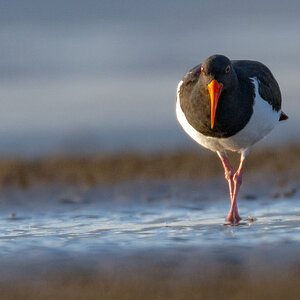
[225,212,241,225]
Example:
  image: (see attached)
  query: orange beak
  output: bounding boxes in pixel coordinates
[207,79,223,129]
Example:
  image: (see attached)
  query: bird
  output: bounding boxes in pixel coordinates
[176,54,288,224]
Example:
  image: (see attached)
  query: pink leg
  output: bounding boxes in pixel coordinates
[217,151,249,224]
[217,151,234,200]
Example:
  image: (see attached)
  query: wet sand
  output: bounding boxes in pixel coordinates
[0,145,299,299]
[1,246,300,300]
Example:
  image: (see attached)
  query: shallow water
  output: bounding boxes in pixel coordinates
[2,196,300,253]
[0,180,299,263]
[0,179,299,297]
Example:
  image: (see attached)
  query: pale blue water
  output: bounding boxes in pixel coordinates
[2,196,300,253]
[0,0,300,155]
[0,180,299,278]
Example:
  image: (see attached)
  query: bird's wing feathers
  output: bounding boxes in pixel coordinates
[181,64,202,85]
[232,60,282,112]
[177,64,202,103]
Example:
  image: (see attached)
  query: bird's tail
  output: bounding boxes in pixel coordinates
[279,111,288,121]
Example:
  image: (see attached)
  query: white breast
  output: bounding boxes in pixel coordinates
[176,77,280,153]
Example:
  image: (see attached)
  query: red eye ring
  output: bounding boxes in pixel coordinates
[201,66,205,75]
[225,65,230,73]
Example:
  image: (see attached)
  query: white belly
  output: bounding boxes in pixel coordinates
[176,77,280,153]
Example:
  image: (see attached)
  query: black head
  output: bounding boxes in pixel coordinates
[199,54,237,92]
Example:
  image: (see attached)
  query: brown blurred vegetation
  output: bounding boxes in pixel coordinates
[0,144,299,187]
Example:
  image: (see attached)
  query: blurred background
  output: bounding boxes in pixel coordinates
[0,0,299,156]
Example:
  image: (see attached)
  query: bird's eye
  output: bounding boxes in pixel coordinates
[201,66,205,75]
[225,65,230,73]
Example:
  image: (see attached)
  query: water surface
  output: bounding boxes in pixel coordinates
[0,179,299,279]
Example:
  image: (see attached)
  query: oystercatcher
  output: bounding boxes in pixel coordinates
[176,54,288,224]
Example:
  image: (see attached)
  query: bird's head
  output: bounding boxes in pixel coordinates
[199,54,238,129]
